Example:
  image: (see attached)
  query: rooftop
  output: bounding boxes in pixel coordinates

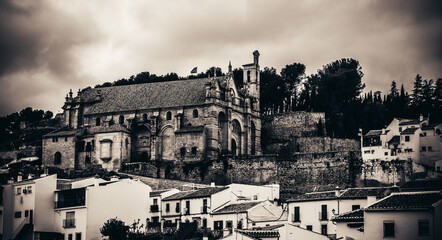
[339,187,398,199]
[366,191,442,211]
[399,119,421,126]
[400,127,418,135]
[212,201,262,214]
[365,129,383,136]
[421,123,441,130]
[236,229,280,239]
[44,128,83,138]
[79,77,219,115]
[333,208,363,222]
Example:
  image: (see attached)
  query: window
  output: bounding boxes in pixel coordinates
[293,206,300,222]
[202,199,208,213]
[166,203,170,212]
[385,152,388,156]
[153,198,158,205]
[364,150,370,154]
[320,205,327,220]
[418,220,429,236]
[214,221,223,230]
[405,136,410,142]
[247,71,251,82]
[176,203,180,213]
[75,233,82,240]
[180,147,186,157]
[65,137,68,142]
[143,113,148,122]
[166,111,172,120]
[321,225,328,235]
[371,150,375,154]
[399,127,402,132]
[52,137,58,142]
[85,142,92,152]
[384,222,395,237]
[27,186,32,193]
[202,218,207,228]
[352,205,360,211]
[306,225,312,231]
[96,117,101,126]
[193,109,198,118]
[15,211,21,218]
[185,200,190,215]
[64,211,76,228]
[25,210,29,217]
[54,152,62,164]
[100,140,112,160]
[119,115,125,125]
[428,146,433,151]
[191,147,197,155]
[76,141,85,152]
[421,146,427,152]
[68,234,73,240]
[17,187,21,195]
[109,119,114,126]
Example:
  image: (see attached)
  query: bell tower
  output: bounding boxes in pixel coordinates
[243,50,260,109]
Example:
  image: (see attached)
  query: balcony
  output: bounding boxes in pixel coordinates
[63,219,76,228]
[150,205,159,213]
[147,222,161,229]
[163,221,177,229]
[319,211,328,221]
[55,198,85,209]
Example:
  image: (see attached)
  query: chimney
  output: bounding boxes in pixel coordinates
[17,173,23,182]
[382,128,386,135]
[211,182,215,187]
[335,186,341,197]
[419,114,423,121]
[94,175,100,187]
[28,174,33,180]
[253,50,260,66]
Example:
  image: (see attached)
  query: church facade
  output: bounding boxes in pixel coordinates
[42,51,262,171]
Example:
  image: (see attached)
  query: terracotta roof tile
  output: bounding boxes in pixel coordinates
[366,191,442,211]
[333,209,363,222]
[236,229,280,238]
[212,201,261,214]
[339,187,398,199]
[400,127,418,135]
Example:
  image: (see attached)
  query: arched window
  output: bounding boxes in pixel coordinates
[143,113,148,122]
[232,120,241,133]
[119,115,125,125]
[54,152,62,165]
[166,111,172,121]
[193,109,198,118]
[96,117,101,126]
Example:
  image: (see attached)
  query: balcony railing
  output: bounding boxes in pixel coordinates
[63,219,76,228]
[150,205,159,213]
[319,211,328,221]
[55,198,85,209]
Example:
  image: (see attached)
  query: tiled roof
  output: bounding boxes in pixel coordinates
[365,130,383,136]
[286,190,339,202]
[212,201,261,214]
[236,229,280,239]
[81,78,213,115]
[399,119,421,126]
[421,123,441,130]
[387,136,400,145]
[181,187,229,199]
[400,127,418,135]
[366,191,442,211]
[254,224,285,230]
[43,128,83,138]
[333,209,363,222]
[339,187,398,199]
[150,189,169,197]
[162,191,196,201]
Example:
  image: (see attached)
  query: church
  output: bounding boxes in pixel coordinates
[42,51,262,171]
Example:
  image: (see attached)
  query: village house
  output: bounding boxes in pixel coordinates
[147,188,180,232]
[286,186,396,238]
[362,116,441,171]
[363,191,442,240]
[42,51,263,171]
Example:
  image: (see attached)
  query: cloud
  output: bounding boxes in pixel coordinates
[0,0,441,116]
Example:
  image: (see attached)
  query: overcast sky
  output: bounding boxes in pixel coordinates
[0,0,441,116]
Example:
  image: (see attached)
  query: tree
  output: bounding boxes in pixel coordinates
[260,67,285,115]
[100,218,129,240]
[280,63,306,111]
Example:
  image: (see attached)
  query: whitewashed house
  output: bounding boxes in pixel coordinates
[147,188,179,232]
[364,191,442,240]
